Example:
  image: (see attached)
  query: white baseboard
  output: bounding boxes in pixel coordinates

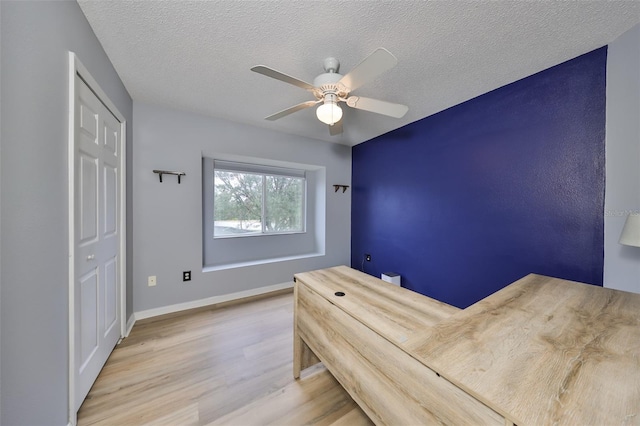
[124,314,136,337]
[133,281,294,322]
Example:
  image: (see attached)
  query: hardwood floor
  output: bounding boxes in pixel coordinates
[77,291,370,426]
[211,369,370,426]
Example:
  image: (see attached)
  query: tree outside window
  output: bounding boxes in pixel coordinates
[214,169,305,237]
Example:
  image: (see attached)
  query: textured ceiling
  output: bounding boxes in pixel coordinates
[77,1,639,146]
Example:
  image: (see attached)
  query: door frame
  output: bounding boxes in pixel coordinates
[67,52,127,425]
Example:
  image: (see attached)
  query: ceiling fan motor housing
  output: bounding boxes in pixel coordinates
[313,72,348,100]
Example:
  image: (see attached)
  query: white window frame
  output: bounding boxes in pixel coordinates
[202,155,325,270]
[213,160,307,238]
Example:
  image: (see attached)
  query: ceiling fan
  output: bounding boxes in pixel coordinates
[251,48,409,136]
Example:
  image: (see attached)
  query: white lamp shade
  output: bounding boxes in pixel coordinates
[619,213,640,247]
[316,101,343,126]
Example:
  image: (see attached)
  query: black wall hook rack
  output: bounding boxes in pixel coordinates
[333,185,349,193]
[153,170,186,184]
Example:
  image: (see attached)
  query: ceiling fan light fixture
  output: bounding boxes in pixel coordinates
[252,48,408,134]
[316,95,342,126]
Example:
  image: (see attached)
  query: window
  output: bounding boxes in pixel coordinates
[202,156,324,269]
[213,160,306,237]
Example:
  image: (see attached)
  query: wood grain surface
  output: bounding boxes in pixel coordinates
[210,368,372,426]
[410,273,640,425]
[293,282,321,378]
[78,290,358,425]
[294,265,458,346]
[295,270,503,425]
[296,267,640,426]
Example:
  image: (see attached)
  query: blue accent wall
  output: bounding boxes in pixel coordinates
[351,47,606,309]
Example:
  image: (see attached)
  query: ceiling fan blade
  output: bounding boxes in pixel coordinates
[264,100,320,121]
[329,119,343,136]
[251,65,316,91]
[338,48,398,92]
[346,96,408,118]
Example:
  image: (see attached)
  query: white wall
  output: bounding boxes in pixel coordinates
[604,24,640,294]
[0,1,133,424]
[133,102,351,313]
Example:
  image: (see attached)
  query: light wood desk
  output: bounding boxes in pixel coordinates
[294,266,640,425]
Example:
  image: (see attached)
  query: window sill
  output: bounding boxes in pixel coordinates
[213,230,306,240]
[202,252,324,272]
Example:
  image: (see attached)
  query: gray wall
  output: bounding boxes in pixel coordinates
[0,2,132,424]
[0,2,3,420]
[133,102,351,312]
[604,24,640,294]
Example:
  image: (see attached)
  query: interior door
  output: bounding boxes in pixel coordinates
[74,75,122,411]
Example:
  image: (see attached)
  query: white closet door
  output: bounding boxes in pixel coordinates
[74,75,121,411]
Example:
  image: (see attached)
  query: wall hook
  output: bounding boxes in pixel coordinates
[333,185,349,193]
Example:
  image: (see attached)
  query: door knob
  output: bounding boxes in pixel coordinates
[86,254,95,260]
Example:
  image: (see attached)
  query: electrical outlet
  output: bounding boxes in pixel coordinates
[365,254,371,262]
[148,276,157,287]
[183,271,191,282]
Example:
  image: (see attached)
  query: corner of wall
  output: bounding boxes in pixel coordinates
[603,23,640,294]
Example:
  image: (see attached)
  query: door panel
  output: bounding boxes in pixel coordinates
[79,102,98,140]
[104,257,118,332]
[103,165,117,236]
[79,153,98,244]
[74,76,122,411]
[103,118,118,156]
[79,268,98,370]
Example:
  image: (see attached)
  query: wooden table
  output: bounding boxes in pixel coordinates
[294,266,640,425]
